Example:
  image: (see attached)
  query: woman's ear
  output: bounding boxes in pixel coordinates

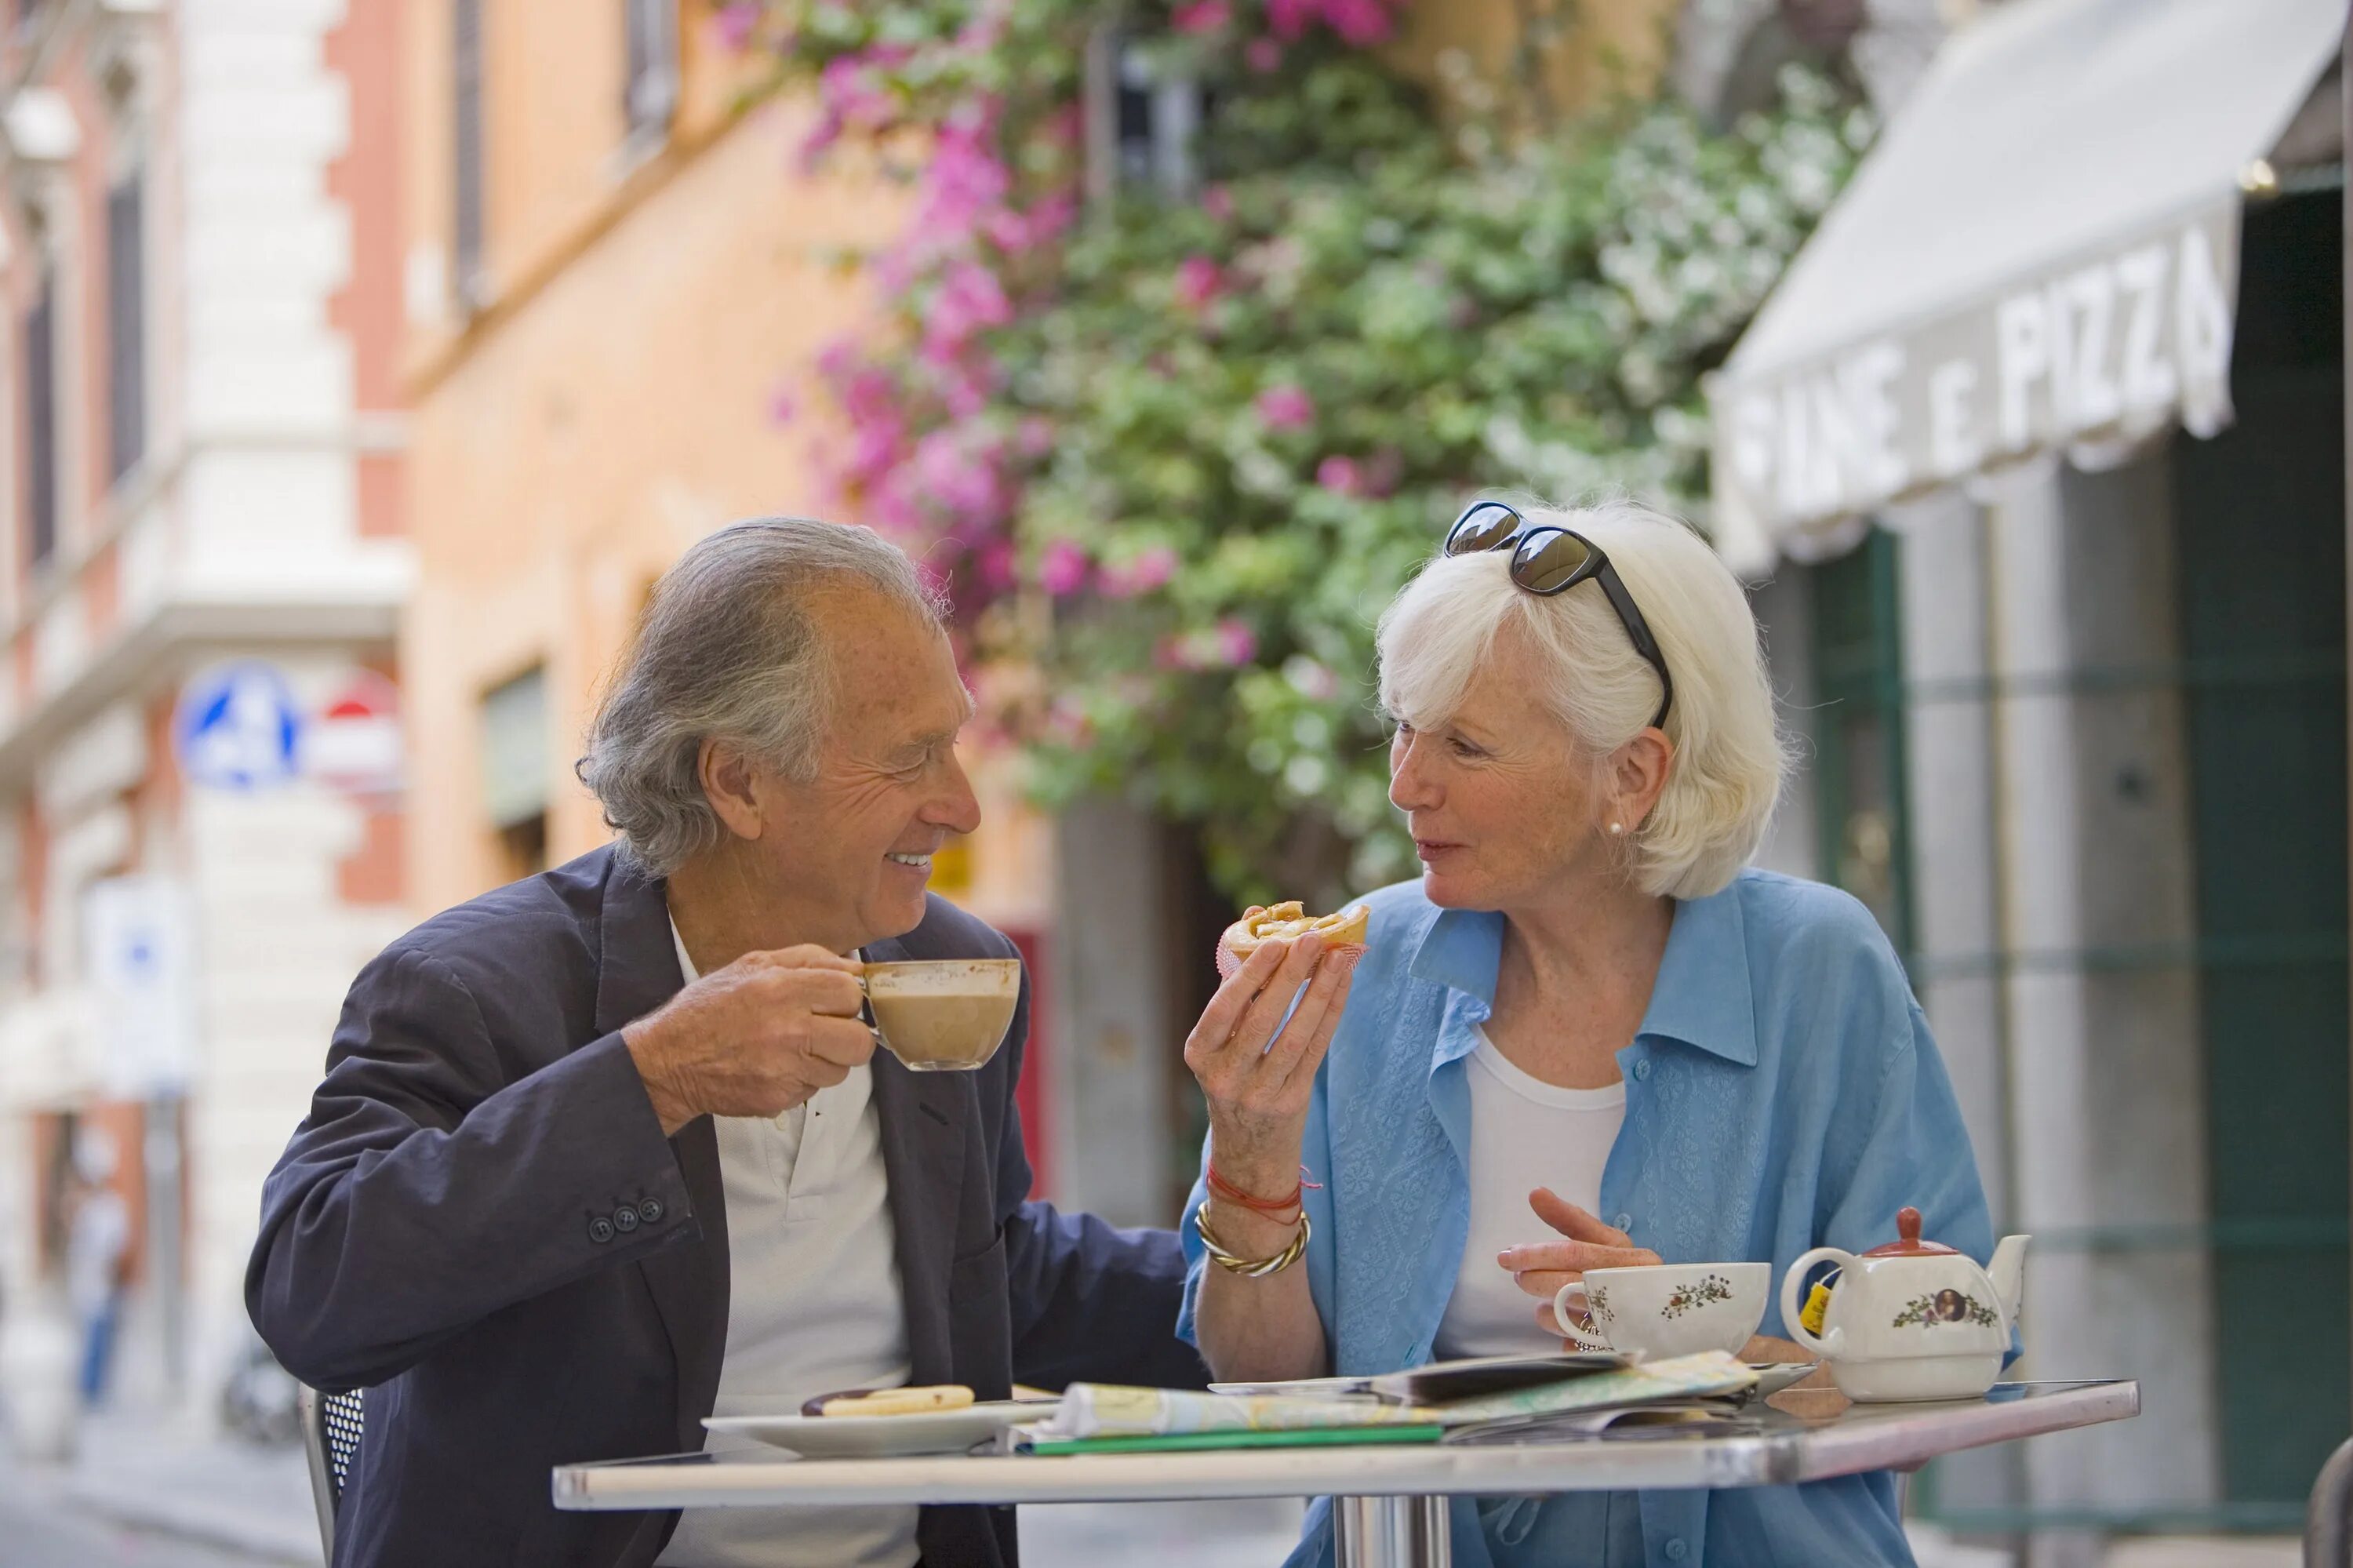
[699,739,766,842]
[1612,728,1674,831]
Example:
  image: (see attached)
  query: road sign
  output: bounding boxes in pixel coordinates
[82,875,195,1097]
[173,663,301,791]
[302,670,402,795]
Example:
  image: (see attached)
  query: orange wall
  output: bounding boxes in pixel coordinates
[401,91,904,909]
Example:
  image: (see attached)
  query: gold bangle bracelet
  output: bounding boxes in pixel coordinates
[1194,1201,1311,1279]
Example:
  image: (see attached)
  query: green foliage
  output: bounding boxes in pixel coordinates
[760,2,1870,906]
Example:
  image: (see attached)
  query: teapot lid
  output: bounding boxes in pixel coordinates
[1861,1206,1961,1257]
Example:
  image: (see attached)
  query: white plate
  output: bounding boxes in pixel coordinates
[704,1402,1036,1459]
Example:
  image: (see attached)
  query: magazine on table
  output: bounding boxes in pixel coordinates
[1038,1352,1758,1442]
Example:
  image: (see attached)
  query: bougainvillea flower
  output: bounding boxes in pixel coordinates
[1315,454,1363,495]
[713,2,758,52]
[1321,0,1397,46]
[1255,384,1316,431]
[1101,545,1178,597]
[1172,0,1231,34]
[1173,256,1224,309]
[1038,540,1091,598]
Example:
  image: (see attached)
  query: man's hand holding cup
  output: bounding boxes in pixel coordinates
[624,946,871,1135]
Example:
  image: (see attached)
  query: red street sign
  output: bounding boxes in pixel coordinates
[302,670,402,796]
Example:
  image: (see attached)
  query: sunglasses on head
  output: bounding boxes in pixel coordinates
[1442,500,1675,732]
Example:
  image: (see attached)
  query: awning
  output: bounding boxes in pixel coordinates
[1706,0,2347,574]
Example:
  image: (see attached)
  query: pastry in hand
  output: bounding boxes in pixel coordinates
[1221,900,1371,964]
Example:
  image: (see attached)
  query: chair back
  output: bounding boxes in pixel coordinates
[297,1384,366,1563]
[2308,1435,2353,1568]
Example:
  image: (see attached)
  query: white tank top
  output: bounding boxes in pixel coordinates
[1432,1027,1628,1359]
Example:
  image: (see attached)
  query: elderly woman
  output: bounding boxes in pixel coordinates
[1177,498,1996,1568]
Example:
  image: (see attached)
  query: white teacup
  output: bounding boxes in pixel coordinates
[1552,1262,1769,1360]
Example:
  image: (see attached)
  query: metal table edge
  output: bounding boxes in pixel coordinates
[550,1380,2140,1512]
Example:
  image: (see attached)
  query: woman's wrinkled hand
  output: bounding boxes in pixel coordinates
[1498,1188,1662,1336]
[1184,931,1360,1194]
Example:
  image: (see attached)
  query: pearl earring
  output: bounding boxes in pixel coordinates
[1608,821,1624,836]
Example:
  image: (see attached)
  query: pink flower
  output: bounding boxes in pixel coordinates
[907,430,1009,529]
[925,261,1013,354]
[1038,540,1091,598]
[846,413,908,486]
[939,366,992,419]
[1173,0,1231,34]
[767,387,798,427]
[1320,0,1397,45]
[1016,417,1056,458]
[1246,37,1284,72]
[977,539,1017,591]
[819,55,895,129]
[908,121,1012,248]
[1102,545,1178,597]
[1027,191,1079,242]
[713,2,759,51]
[1316,455,1363,496]
[1173,256,1223,310]
[1202,184,1235,223]
[1267,0,1315,39]
[1215,619,1258,667]
[1255,384,1316,432]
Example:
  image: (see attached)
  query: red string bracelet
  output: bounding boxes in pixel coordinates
[1206,1162,1325,1215]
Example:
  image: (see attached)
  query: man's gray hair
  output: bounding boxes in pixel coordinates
[577,518,947,878]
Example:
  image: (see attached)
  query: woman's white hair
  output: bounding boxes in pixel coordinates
[1376,495,1788,900]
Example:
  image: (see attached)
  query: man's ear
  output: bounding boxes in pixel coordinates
[699,739,766,842]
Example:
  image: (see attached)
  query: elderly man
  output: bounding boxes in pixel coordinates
[248,519,1206,1568]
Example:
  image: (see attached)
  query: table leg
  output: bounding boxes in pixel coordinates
[1332,1494,1451,1568]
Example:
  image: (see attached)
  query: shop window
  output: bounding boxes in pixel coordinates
[482,665,550,881]
[1808,527,1912,957]
[106,167,146,484]
[23,265,55,572]
[453,0,487,309]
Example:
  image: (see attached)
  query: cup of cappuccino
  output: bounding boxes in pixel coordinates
[862,959,1020,1072]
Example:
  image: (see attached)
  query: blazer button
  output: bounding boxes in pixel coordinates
[637,1198,665,1225]
[613,1205,641,1234]
[587,1215,616,1244]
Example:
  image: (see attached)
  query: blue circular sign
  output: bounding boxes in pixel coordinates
[173,662,303,791]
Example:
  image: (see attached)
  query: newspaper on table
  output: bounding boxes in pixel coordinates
[1038,1352,1758,1440]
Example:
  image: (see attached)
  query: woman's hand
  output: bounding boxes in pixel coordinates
[1184,931,1359,1194]
[1498,1188,1661,1337]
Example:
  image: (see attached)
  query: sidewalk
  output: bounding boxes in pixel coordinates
[58,1407,319,1566]
[42,1398,1301,1568]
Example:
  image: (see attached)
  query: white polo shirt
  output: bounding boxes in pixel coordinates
[656,927,920,1568]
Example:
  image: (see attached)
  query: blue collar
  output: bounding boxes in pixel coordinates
[1636,882,1758,1067]
[1403,881,1758,1069]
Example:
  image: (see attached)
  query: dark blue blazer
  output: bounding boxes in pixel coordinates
[247,846,1206,1566]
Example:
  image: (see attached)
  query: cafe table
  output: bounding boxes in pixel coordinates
[554,1378,2138,1568]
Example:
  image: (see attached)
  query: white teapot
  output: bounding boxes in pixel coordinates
[1780,1207,2028,1402]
